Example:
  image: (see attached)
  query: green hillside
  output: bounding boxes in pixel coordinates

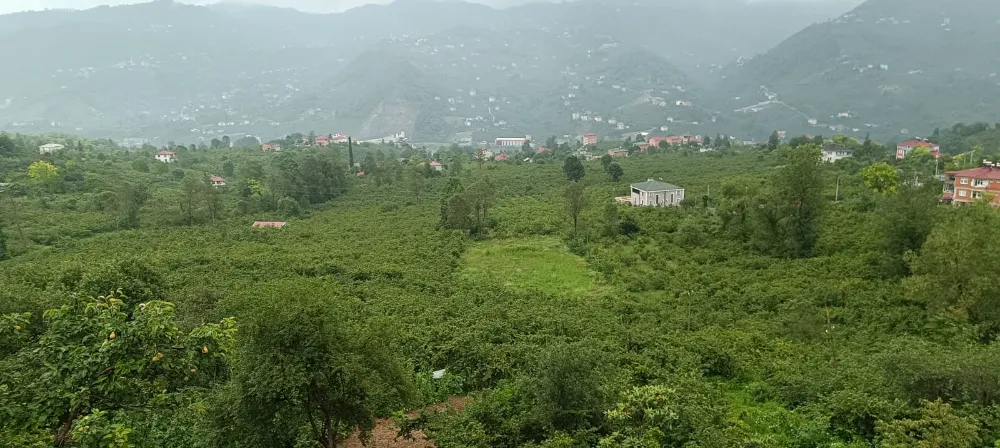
[4,129,1000,446]
[716,0,1000,140]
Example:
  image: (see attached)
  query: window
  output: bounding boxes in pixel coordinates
[973,191,983,199]
[959,189,968,197]
[960,177,969,185]
[974,179,990,188]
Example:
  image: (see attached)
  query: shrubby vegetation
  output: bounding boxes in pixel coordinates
[2,128,1000,447]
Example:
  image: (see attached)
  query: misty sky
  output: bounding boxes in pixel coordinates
[0,0,860,15]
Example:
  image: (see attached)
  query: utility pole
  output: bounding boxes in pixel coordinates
[835,175,841,202]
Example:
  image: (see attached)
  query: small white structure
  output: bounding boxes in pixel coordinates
[210,176,226,187]
[39,143,65,154]
[630,179,685,207]
[821,145,854,163]
[155,151,177,163]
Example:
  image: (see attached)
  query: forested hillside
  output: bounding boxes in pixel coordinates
[4,128,1000,447]
[0,0,854,143]
[717,0,1000,139]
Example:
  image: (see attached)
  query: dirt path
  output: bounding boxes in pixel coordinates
[341,397,469,448]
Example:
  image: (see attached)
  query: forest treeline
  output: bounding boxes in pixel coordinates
[2,127,1000,447]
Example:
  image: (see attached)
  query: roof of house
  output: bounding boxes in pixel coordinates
[822,144,853,153]
[252,221,287,228]
[155,151,176,156]
[584,133,598,137]
[631,179,683,192]
[898,140,938,148]
[40,143,64,148]
[210,176,225,182]
[495,137,526,141]
[429,160,442,166]
[950,166,1000,180]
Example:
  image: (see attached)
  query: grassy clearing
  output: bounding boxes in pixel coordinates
[460,236,600,297]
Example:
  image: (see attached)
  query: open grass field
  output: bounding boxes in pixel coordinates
[459,236,601,297]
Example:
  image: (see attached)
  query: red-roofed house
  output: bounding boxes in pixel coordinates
[897,139,940,160]
[608,149,628,158]
[536,146,550,154]
[583,133,599,146]
[636,143,650,151]
[430,160,443,171]
[209,176,226,188]
[495,152,510,161]
[315,135,330,146]
[648,137,670,148]
[943,163,1000,206]
[332,133,349,144]
[262,143,281,152]
[154,151,177,163]
[252,221,288,228]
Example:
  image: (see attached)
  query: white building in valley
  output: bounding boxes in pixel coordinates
[39,143,65,154]
[630,179,685,207]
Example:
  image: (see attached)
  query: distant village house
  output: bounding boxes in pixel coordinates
[630,179,685,207]
[495,137,527,148]
[210,176,226,188]
[155,151,177,163]
[583,133,598,146]
[39,143,65,154]
[608,149,628,158]
[262,143,281,152]
[896,139,940,160]
[821,144,854,163]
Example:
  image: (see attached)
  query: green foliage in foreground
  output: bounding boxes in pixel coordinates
[4,133,1000,447]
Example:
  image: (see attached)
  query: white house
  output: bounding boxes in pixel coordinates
[155,151,177,163]
[821,144,854,163]
[209,176,226,187]
[494,137,527,148]
[39,143,65,154]
[630,179,685,207]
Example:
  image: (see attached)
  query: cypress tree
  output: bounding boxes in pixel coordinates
[348,137,355,170]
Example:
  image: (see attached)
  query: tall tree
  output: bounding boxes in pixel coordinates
[0,133,15,156]
[214,289,411,448]
[179,176,204,225]
[564,181,589,235]
[221,135,231,148]
[563,156,585,182]
[600,154,613,172]
[117,182,150,229]
[768,131,781,150]
[0,222,7,261]
[466,177,496,237]
[348,137,355,171]
[880,184,937,277]
[607,163,624,182]
[775,144,824,258]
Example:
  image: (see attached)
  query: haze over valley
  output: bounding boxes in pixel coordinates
[4,0,961,145]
